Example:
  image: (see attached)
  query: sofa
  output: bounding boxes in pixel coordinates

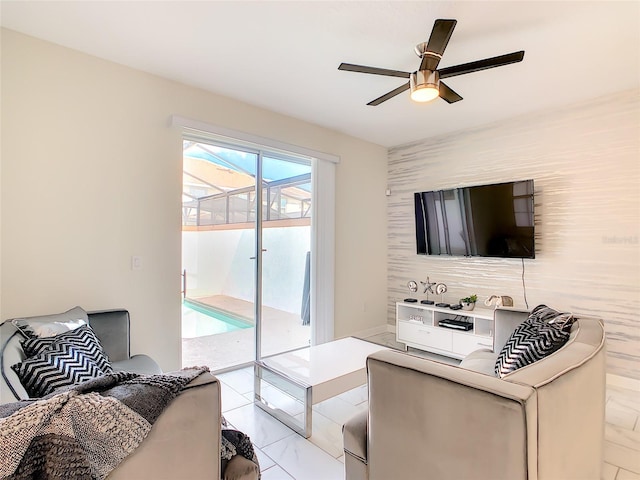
[343,308,606,480]
[1,308,223,480]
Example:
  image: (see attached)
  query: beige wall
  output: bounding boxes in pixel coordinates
[388,89,640,379]
[0,28,388,372]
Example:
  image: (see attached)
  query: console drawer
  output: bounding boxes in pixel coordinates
[398,322,452,351]
[452,335,494,356]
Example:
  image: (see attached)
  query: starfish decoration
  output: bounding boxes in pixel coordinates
[421,277,436,295]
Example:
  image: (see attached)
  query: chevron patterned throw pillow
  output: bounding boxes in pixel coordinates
[21,324,113,374]
[495,305,574,378]
[11,342,105,397]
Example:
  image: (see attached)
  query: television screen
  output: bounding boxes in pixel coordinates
[414,180,535,259]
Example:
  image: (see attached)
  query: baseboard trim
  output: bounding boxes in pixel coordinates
[351,324,390,339]
[607,373,640,391]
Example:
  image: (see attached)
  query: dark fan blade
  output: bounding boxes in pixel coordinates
[439,81,463,104]
[438,51,524,79]
[367,82,410,106]
[420,19,457,71]
[338,63,410,79]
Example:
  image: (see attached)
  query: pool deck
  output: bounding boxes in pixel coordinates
[182,295,310,371]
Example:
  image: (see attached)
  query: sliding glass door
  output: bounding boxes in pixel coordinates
[181,141,257,369]
[259,154,312,358]
[181,137,312,370]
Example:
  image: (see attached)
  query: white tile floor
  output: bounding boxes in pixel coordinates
[216,333,640,480]
[217,365,354,480]
[603,383,640,479]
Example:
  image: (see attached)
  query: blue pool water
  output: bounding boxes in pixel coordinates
[181,299,252,338]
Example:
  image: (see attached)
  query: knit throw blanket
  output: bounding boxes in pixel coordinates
[0,368,209,480]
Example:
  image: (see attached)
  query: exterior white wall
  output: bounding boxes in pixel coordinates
[261,226,310,314]
[0,28,388,374]
[182,229,247,298]
[183,226,310,315]
[388,89,640,380]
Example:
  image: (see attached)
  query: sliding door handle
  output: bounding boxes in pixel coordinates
[249,249,267,260]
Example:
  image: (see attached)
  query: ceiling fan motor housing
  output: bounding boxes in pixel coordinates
[411,69,439,90]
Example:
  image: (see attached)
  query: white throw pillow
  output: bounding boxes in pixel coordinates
[11,306,88,339]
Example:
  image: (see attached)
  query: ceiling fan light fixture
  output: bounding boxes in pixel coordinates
[410,70,440,103]
[410,84,440,103]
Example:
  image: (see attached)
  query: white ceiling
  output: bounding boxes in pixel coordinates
[2,1,639,147]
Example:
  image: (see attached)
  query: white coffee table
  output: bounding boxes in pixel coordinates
[254,337,389,437]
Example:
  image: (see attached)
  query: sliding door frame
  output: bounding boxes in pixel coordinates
[176,116,337,361]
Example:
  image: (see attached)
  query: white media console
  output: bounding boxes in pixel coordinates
[396,301,496,359]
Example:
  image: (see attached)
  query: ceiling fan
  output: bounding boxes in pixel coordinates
[338,19,524,106]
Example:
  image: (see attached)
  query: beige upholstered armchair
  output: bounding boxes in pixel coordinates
[343,310,606,480]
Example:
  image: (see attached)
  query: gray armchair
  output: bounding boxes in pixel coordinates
[1,308,162,401]
[0,307,223,479]
[343,310,606,480]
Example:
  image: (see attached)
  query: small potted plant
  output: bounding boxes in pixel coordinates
[460,294,478,311]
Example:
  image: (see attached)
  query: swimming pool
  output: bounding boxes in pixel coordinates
[181,299,253,338]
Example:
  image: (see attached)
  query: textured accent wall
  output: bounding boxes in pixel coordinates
[388,89,640,379]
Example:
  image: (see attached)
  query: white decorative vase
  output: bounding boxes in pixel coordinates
[461,302,475,311]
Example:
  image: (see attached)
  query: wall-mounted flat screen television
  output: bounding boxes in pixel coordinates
[414,180,535,259]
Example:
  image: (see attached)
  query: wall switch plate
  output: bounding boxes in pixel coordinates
[131,256,143,270]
